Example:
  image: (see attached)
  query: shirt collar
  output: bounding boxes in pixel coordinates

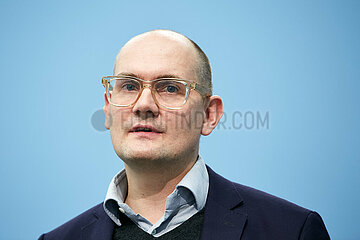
[104,168,127,204]
[103,155,209,223]
[175,155,209,210]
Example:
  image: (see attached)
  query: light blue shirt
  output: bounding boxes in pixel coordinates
[103,155,209,237]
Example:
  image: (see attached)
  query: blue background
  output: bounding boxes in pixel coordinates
[1,0,359,239]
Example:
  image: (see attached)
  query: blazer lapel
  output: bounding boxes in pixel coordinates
[81,204,115,240]
[201,166,247,240]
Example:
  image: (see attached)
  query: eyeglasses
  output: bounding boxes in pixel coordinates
[102,75,211,110]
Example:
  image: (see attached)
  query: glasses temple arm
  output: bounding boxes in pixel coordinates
[193,83,211,97]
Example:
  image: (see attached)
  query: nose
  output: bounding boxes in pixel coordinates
[132,85,159,118]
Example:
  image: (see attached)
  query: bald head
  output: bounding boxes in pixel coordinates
[114,30,212,95]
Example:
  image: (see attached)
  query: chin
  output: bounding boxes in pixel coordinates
[116,145,168,163]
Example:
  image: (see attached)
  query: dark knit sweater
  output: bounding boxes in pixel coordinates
[112,209,205,240]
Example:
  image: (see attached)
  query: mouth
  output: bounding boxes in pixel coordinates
[129,125,162,134]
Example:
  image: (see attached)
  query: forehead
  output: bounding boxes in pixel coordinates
[114,33,198,80]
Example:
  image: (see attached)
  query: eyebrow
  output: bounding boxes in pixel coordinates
[116,72,182,80]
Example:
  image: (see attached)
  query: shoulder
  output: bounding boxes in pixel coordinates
[207,165,310,216]
[234,183,330,239]
[234,180,310,214]
[206,166,330,239]
[38,203,105,240]
[232,181,312,223]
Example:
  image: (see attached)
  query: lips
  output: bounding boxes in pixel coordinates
[129,124,162,133]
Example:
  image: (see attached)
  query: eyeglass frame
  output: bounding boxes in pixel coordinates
[102,75,212,110]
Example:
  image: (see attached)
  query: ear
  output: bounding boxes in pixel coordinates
[103,92,111,130]
[201,96,223,136]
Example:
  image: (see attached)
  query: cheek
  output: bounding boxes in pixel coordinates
[165,107,204,135]
[109,109,131,136]
[186,102,205,131]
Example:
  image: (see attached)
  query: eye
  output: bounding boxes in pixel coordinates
[117,80,139,92]
[165,85,178,93]
[124,83,137,91]
[156,80,184,94]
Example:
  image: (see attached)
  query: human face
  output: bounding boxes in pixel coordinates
[104,34,207,167]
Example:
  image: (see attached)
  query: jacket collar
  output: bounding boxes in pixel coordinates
[80,204,114,240]
[201,165,248,240]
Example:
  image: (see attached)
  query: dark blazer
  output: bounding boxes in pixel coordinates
[39,166,330,240]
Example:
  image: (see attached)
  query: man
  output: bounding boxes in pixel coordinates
[39,30,330,239]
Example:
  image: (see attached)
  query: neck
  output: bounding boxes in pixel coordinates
[123,153,198,224]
